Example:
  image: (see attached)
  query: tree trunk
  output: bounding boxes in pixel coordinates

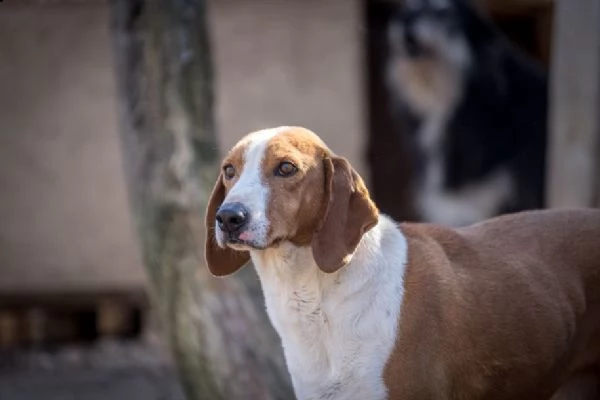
[109,0,293,398]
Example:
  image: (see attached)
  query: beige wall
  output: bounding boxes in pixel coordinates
[209,0,366,177]
[0,0,366,294]
[0,4,146,293]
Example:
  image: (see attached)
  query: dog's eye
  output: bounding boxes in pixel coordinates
[275,161,298,177]
[223,164,236,180]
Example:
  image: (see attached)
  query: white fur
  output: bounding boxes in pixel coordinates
[251,216,407,400]
[418,155,514,226]
[217,127,289,248]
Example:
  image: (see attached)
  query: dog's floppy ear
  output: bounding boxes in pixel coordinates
[204,173,250,276]
[312,157,379,273]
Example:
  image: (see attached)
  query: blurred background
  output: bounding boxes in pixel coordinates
[0,0,598,399]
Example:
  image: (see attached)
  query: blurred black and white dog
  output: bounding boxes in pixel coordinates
[387,0,548,226]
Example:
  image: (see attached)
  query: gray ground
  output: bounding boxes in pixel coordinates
[0,336,186,400]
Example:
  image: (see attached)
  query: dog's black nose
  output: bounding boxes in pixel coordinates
[216,203,249,233]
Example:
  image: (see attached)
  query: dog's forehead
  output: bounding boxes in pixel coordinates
[224,126,285,166]
[269,128,329,157]
[228,126,329,166]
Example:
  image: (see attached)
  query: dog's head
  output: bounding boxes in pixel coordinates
[205,126,379,276]
[387,0,492,62]
[386,0,496,116]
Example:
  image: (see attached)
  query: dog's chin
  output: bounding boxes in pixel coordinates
[224,236,286,252]
[226,242,255,252]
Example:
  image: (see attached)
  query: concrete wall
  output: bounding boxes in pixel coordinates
[0,0,366,294]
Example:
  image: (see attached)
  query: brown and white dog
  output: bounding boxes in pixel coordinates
[205,126,600,400]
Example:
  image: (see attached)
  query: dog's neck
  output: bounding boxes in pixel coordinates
[250,215,408,400]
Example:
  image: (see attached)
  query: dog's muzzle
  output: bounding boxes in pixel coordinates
[216,202,249,240]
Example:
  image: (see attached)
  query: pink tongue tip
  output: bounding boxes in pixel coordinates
[238,231,250,241]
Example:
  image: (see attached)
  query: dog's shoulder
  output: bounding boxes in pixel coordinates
[399,221,473,259]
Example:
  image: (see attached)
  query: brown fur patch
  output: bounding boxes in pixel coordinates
[256,127,379,271]
[311,157,379,272]
[384,209,600,399]
[261,128,332,246]
[220,138,250,190]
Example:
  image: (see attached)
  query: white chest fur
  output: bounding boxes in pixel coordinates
[251,216,407,400]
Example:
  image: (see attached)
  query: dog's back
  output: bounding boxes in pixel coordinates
[460,209,600,291]
[391,209,600,399]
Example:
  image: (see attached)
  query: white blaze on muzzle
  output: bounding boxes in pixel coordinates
[216,127,289,249]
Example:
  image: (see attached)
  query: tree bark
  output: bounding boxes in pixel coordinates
[109,0,293,398]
